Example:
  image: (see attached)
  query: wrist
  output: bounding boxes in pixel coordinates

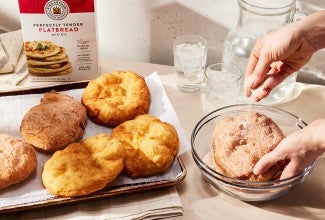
[299,10,325,50]
[309,119,325,154]
[313,135,325,155]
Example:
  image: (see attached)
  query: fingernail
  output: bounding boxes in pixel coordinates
[250,91,261,102]
[245,89,252,97]
[253,96,261,102]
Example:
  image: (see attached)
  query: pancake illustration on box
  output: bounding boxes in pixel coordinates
[24,41,72,76]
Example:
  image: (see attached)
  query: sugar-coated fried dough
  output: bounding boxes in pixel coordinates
[42,133,125,197]
[20,91,87,152]
[0,134,37,190]
[81,71,151,127]
[111,114,179,178]
[212,112,285,182]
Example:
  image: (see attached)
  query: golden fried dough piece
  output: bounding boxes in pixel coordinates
[0,134,37,190]
[212,112,285,182]
[20,91,87,152]
[111,114,179,178]
[81,71,151,127]
[42,133,125,197]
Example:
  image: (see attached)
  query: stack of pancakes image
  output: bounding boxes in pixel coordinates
[24,41,72,76]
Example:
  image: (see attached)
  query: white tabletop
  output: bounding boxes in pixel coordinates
[3,57,325,219]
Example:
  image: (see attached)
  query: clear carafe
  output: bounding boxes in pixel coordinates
[222,0,300,104]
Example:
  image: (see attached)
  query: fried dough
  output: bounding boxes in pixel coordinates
[81,71,151,127]
[0,134,37,190]
[212,112,285,181]
[20,91,87,152]
[42,133,125,197]
[111,114,179,178]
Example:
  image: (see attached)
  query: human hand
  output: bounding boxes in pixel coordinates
[254,119,325,179]
[244,23,316,102]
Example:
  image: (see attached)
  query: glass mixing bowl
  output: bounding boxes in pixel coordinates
[191,104,315,201]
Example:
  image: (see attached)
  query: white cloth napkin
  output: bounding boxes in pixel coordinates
[66,187,183,220]
[0,29,28,86]
[8,187,183,220]
[0,30,23,74]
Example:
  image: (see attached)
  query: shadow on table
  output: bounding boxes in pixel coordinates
[249,157,325,219]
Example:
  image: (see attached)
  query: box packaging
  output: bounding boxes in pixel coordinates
[18,0,99,82]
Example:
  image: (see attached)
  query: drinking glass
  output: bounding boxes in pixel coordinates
[173,35,208,92]
[204,63,242,112]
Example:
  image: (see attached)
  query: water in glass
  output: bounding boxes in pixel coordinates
[174,35,207,92]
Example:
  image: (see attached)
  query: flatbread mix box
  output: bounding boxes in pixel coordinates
[18,0,99,82]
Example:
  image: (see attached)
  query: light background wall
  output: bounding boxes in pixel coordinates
[0,0,324,83]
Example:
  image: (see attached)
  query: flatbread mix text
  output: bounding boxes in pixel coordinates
[18,0,98,82]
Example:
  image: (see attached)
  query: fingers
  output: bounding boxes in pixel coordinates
[254,119,324,180]
[254,136,289,176]
[254,130,314,179]
[244,42,267,97]
[244,56,272,98]
[253,151,281,176]
[244,55,259,97]
[246,62,295,101]
[254,152,306,180]
[254,150,301,180]
[249,69,290,102]
[279,160,302,180]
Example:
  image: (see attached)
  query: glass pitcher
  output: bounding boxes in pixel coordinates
[222,0,301,104]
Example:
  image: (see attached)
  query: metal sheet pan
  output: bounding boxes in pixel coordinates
[0,75,188,214]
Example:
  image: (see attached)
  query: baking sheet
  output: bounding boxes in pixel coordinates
[0,72,189,213]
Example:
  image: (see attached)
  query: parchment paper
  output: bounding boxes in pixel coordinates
[0,72,190,208]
